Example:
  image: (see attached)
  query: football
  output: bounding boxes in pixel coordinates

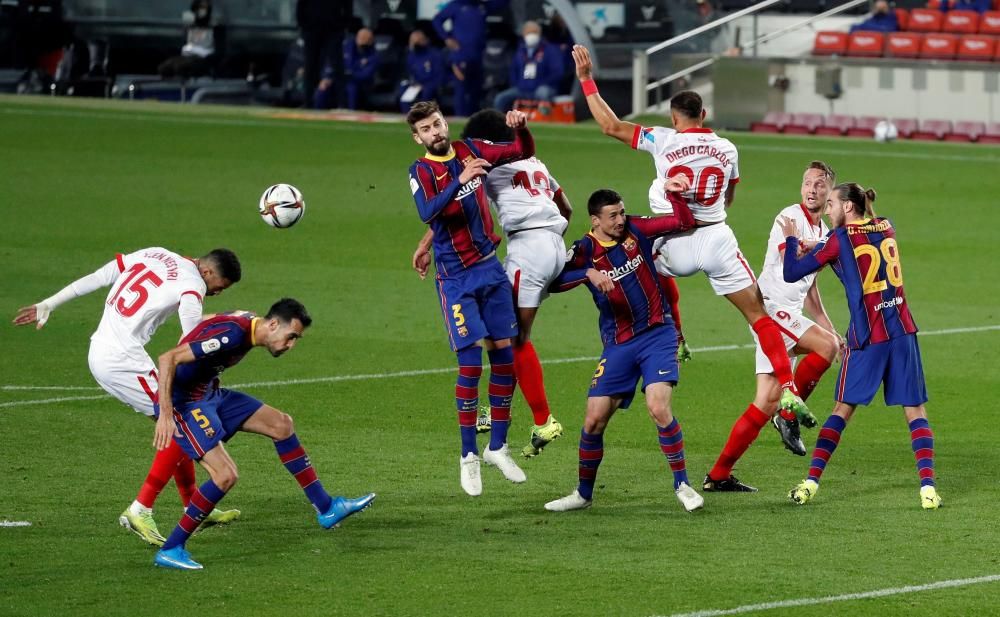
[259,183,305,228]
[873,120,898,143]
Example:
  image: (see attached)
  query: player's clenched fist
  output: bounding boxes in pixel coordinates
[505,110,527,129]
[665,174,691,193]
[586,268,614,294]
[458,158,491,184]
[572,44,593,81]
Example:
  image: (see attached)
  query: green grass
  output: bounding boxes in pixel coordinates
[1,96,998,617]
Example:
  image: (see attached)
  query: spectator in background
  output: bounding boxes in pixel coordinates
[432,0,510,116]
[492,21,563,112]
[297,0,351,108]
[399,30,446,113]
[849,0,898,33]
[316,27,378,110]
[158,0,219,79]
[544,13,575,94]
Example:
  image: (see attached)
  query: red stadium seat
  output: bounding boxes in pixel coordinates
[896,8,910,30]
[815,114,855,136]
[956,35,995,61]
[943,10,980,33]
[945,121,986,142]
[925,0,951,8]
[785,113,824,134]
[886,32,923,58]
[847,32,885,57]
[813,31,848,55]
[908,9,944,32]
[980,123,1000,144]
[892,118,918,139]
[750,111,791,133]
[979,11,1000,34]
[911,119,952,140]
[847,116,882,138]
[920,33,958,59]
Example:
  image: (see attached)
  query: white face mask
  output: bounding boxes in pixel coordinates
[523,33,540,48]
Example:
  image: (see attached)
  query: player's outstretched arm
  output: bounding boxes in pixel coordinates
[12,259,120,329]
[153,343,196,451]
[554,189,573,226]
[411,160,487,223]
[412,229,434,279]
[572,45,638,145]
[781,218,836,283]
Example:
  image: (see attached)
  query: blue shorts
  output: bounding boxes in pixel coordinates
[588,325,679,409]
[156,388,263,460]
[836,334,928,407]
[435,257,517,351]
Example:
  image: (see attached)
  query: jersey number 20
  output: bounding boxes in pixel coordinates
[666,165,725,208]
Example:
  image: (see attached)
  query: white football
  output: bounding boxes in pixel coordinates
[873,120,898,143]
[259,183,305,228]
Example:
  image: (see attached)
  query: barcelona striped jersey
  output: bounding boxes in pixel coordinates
[784,217,917,349]
[409,129,534,276]
[172,311,257,404]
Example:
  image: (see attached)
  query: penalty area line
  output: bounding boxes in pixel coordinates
[1,520,33,528]
[654,573,1000,617]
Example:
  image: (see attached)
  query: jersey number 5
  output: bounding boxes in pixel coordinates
[854,238,903,294]
[108,263,164,317]
[666,165,725,208]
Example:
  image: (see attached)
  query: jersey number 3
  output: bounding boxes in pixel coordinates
[108,263,164,317]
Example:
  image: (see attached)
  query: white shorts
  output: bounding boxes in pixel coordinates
[653,223,757,296]
[88,339,158,416]
[505,228,567,308]
[750,304,818,374]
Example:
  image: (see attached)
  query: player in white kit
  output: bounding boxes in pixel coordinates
[703,162,843,491]
[413,108,572,458]
[570,45,813,448]
[13,247,243,545]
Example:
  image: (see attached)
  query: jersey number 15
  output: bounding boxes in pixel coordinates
[108,263,164,317]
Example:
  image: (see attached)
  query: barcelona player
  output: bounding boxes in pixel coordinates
[413,108,571,458]
[151,299,376,570]
[406,101,534,495]
[570,45,813,426]
[543,188,704,513]
[782,184,941,510]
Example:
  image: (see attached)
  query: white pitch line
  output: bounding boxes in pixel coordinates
[656,573,1000,617]
[0,521,32,528]
[1,324,997,408]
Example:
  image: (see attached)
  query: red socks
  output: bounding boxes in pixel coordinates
[137,440,193,508]
[513,340,551,426]
[657,274,683,338]
[752,317,795,389]
[794,352,832,402]
[709,404,770,481]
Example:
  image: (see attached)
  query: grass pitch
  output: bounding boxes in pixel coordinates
[1,96,998,617]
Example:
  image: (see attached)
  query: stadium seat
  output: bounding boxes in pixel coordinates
[925,0,951,9]
[943,10,979,33]
[892,118,918,138]
[784,113,823,134]
[979,11,1000,34]
[815,114,855,136]
[750,111,791,133]
[847,115,881,138]
[813,31,848,55]
[945,121,986,142]
[908,9,944,32]
[911,119,952,140]
[920,33,958,59]
[956,35,996,61]
[846,32,885,57]
[896,8,910,30]
[979,122,1000,144]
[886,32,923,57]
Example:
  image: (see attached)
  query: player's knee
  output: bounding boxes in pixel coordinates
[274,412,295,440]
[819,332,840,362]
[647,402,673,426]
[213,464,239,491]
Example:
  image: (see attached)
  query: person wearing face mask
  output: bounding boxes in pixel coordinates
[849,0,898,33]
[158,0,220,79]
[492,21,564,113]
[432,0,511,116]
[314,27,379,110]
[399,30,446,113]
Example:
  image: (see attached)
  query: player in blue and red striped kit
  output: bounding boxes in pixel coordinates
[407,100,534,496]
[150,299,376,570]
[543,187,705,513]
[782,183,941,510]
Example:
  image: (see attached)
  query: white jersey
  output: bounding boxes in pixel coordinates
[757,204,829,310]
[91,247,206,354]
[484,158,568,236]
[633,125,740,223]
